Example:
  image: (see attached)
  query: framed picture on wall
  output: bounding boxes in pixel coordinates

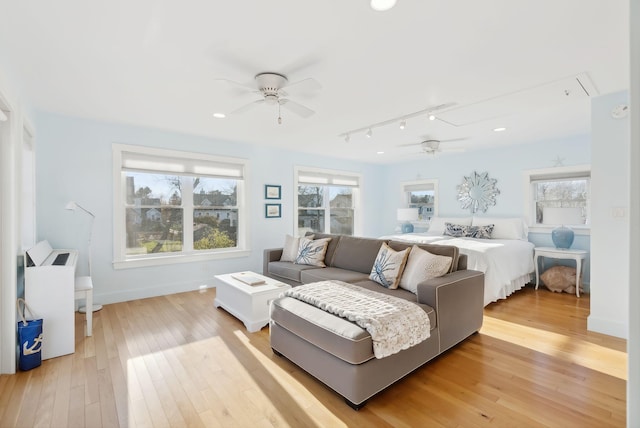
[265,184,281,200]
[265,203,281,218]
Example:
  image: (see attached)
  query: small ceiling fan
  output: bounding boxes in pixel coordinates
[218,72,321,124]
[399,137,467,155]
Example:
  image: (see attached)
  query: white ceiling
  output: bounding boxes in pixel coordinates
[0,1,629,163]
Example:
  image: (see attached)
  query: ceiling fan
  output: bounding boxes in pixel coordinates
[218,72,321,124]
[399,137,467,155]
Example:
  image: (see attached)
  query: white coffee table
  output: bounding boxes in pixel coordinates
[213,271,290,332]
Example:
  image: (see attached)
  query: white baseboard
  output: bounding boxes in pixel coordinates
[94,279,216,305]
[587,315,628,339]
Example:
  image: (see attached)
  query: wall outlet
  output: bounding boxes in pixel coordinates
[612,207,626,218]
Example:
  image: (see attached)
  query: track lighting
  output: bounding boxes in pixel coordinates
[337,102,456,143]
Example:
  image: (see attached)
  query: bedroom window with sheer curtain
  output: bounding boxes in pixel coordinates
[113,144,249,268]
[295,166,361,237]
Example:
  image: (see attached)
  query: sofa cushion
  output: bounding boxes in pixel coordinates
[306,232,341,266]
[301,267,370,284]
[280,234,312,262]
[269,261,323,283]
[331,236,386,273]
[369,243,410,289]
[388,241,459,273]
[399,245,452,293]
[295,237,332,267]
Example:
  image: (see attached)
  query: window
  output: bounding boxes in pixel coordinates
[295,167,361,236]
[524,165,590,230]
[402,179,439,221]
[113,144,248,268]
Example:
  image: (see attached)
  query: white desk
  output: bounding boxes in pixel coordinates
[534,247,588,297]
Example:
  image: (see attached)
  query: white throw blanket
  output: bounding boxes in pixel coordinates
[284,280,431,359]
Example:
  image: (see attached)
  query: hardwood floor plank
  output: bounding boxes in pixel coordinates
[0,285,627,427]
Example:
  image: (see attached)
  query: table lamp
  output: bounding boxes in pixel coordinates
[542,207,583,249]
[397,208,419,233]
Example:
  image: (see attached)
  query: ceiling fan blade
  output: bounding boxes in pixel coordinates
[215,78,256,93]
[230,99,265,114]
[397,142,423,147]
[279,99,315,118]
[283,77,322,95]
[440,137,468,143]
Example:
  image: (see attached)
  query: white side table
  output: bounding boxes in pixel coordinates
[534,247,588,297]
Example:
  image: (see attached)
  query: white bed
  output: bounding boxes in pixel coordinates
[381,217,535,306]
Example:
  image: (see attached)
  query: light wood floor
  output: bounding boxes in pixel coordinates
[0,285,626,427]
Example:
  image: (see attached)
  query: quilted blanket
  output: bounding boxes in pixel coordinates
[284,280,431,358]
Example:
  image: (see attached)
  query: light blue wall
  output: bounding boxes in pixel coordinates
[34,111,386,304]
[379,136,592,288]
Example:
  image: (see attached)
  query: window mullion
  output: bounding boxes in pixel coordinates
[183,177,194,251]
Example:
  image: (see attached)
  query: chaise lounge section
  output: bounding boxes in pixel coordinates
[264,233,485,408]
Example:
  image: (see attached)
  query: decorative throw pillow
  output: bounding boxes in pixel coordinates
[465,224,494,239]
[444,222,469,237]
[369,243,411,289]
[280,234,314,262]
[399,245,453,293]
[294,237,331,267]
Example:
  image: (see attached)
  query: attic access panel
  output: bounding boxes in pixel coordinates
[437,73,598,127]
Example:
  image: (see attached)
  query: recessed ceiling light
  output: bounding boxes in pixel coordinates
[213,113,226,119]
[370,0,397,11]
[377,151,384,155]
[493,127,507,132]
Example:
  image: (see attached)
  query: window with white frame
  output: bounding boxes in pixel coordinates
[524,165,590,228]
[295,167,361,236]
[402,179,439,221]
[113,144,248,268]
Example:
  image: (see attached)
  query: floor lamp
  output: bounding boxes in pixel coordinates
[65,201,103,312]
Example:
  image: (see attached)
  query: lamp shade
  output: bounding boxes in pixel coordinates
[397,208,419,222]
[543,207,582,249]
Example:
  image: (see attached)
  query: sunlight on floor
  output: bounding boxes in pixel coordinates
[481,316,627,380]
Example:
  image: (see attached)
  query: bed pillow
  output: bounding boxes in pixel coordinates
[443,222,469,237]
[428,216,472,235]
[472,217,527,240]
[280,234,314,262]
[294,237,331,267]
[369,242,410,289]
[399,245,453,293]
[465,224,494,239]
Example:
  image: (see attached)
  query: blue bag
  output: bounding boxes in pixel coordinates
[16,298,43,371]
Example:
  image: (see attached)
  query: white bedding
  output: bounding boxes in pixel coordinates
[380,233,535,306]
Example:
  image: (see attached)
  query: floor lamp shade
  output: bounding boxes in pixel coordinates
[397,208,419,233]
[543,207,583,249]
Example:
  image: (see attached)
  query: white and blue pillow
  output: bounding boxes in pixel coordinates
[369,243,410,289]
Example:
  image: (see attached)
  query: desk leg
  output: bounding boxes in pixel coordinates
[535,254,541,290]
[575,257,582,298]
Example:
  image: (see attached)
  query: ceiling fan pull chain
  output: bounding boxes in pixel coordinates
[278,103,282,125]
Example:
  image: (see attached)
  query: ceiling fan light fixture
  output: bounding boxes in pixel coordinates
[212,112,226,119]
[399,120,406,130]
[366,128,373,138]
[345,134,351,143]
[370,0,397,11]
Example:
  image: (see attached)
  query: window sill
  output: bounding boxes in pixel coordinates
[528,225,591,236]
[113,248,251,270]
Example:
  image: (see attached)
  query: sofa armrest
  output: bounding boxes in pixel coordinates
[416,270,484,352]
[263,248,284,275]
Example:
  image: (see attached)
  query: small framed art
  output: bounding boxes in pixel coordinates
[265,203,281,218]
[265,184,281,200]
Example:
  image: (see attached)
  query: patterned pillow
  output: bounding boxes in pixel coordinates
[294,237,331,267]
[399,245,453,293]
[444,222,469,237]
[465,224,494,239]
[369,242,411,289]
[280,234,314,262]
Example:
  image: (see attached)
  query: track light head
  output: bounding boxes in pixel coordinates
[428,114,436,121]
[345,134,351,142]
[366,128,372,138]
[399,120,406,130]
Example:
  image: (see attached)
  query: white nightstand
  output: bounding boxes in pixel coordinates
[534,247,588,297]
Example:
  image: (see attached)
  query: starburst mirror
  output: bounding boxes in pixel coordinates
[457,171,500,213]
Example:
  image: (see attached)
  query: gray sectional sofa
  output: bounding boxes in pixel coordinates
[263,233,485,409]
